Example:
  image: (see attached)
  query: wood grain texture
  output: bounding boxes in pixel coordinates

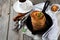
[8,6,20,40]
[58,35,60,40]
[30,0,44,5]
[8,0,32,40]
[8,0,23,40]
[23,34,33,40]
[0,0,10,40]
[0,0,2,17]
[7,0,34,40]
[0,0,60,40]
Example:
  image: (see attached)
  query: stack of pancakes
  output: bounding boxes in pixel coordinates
[30,11,46,30]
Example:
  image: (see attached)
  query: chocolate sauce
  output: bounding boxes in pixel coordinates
[19,0,26,2]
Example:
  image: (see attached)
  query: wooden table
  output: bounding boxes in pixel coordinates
[0,0,60,40]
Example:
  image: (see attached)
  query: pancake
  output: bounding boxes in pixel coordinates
[30,11,46,30]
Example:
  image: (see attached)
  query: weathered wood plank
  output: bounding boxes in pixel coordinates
[31,0,60,4]
[8,8,24,40]
[30,0,44,5]
[58,35,60,40]
[0,0,10,40]
[0,0,2,17]
[23,34,33,40]
[8,0,23,40]
[54,0,60,4]
[8,6,20,40]
[8,0,60,40]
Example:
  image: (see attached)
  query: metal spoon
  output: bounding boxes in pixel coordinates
[14,9,33,32]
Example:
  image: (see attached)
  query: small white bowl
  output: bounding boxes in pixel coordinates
[50,4,60,14]
[13,0,33,13]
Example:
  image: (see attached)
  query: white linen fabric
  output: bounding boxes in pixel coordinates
[23,3,60,40]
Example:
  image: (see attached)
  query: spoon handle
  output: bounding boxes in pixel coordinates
[17,9,33,31]
[42,0,50,13]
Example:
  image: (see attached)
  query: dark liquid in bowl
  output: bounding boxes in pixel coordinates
[19,0,26,2]
[25,12,53,35]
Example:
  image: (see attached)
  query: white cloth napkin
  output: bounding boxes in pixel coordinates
[23,3,60,40]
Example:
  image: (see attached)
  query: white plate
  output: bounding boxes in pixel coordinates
[50,4,60,14]
[13,1,33,13]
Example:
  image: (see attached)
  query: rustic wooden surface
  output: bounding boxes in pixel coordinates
[0,0,10,40]
[0,0,60,40]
